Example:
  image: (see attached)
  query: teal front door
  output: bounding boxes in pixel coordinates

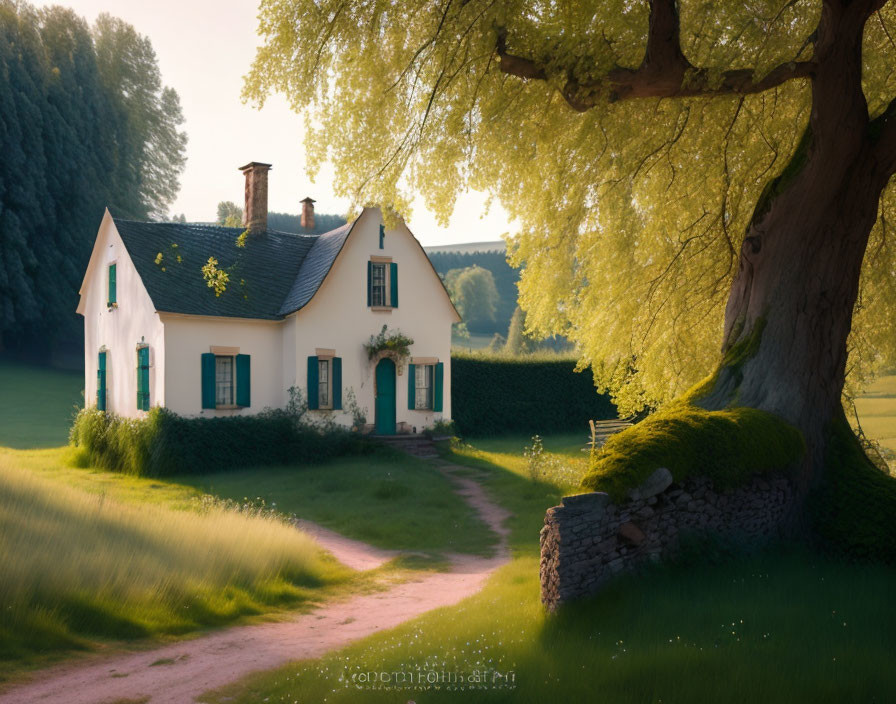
[375,358,396,435]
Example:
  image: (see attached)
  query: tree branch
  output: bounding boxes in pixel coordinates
[497,0,816,112]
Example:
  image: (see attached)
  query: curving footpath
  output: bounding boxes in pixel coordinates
[0,461,510,704]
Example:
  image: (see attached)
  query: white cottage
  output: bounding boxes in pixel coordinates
[76,162,460,435]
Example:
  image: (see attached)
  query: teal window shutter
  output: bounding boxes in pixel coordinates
[136,354,142,409]
[433,362,444,412]
[390,262,398,307]
[407,363,415,410]
[236,354,251,407]
[108,264,117,306]
[379,224,385,249]
[137,347,150,411]
[367,262,373,306]
[201,353,216,409]
[97,351,107,411]
[332,357,342,410]
[307,356,319,409]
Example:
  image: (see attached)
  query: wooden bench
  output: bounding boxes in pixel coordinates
[584,418,634,452]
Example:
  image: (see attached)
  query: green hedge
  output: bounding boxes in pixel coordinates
[450,355,616,436]
[70,407,375,477]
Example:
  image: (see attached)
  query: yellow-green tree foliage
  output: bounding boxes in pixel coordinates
[244,1,896,414]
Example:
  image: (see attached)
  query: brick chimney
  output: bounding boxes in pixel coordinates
[239,162,272,234]
[301,196,316,231]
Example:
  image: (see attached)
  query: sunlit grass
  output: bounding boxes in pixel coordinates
[447,433,590,495]
[1,445,496,557]
[180,457,496,556]
[0,455,351,670]
[204,552,896,704]
[203,434,896,704]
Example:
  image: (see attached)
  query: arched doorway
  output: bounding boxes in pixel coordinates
[374,358,396,435]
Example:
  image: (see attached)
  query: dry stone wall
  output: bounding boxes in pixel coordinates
[540,469,794,610]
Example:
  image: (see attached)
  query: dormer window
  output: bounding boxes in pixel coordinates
[107,263,117,308]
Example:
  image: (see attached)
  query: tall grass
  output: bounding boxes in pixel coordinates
[0,458,349,666]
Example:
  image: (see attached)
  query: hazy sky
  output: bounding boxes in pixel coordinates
[31,0,513,246]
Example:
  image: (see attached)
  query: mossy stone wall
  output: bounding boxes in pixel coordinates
[540,473,794,610]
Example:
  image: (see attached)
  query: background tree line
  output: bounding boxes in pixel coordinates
[215,201,346,235]
[0,1,187,360]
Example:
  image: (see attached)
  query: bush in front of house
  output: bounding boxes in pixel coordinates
[70,406,375,477]
[450,353,617,436]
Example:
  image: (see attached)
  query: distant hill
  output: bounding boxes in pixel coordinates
[424,240,505,254]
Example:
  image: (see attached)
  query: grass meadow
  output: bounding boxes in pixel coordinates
[0,360,494,672]
[0,453,351,669]
[180,459,495,556]
[0,361,82,448]
[204,432,896,703]
[2,360,896,700]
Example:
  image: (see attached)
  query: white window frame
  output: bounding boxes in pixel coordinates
[415,363,434,410]
[215,355,235,408]
[318,357,332,410]
[370,262,387,307]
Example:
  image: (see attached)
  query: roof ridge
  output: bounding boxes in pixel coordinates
[110,215,333,240]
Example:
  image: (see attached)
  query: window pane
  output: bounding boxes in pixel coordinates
[216,356,233,405]
[415,364,433,409]
[319,359,329,407]
[371,263,386,306]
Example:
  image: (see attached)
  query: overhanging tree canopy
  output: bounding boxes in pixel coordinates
[245,0,896,488]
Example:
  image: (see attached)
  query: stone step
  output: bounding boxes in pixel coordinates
[371,434,439,459]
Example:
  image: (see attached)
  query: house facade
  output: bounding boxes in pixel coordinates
[77,162,460,434]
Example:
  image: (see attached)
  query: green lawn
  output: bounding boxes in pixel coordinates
[179,458,495,556]
[0,361,82,448]
[2,447,495,558]
[204,433,896,703]
[0,358,494,557]
[3,361,896,700]
[460,432,590,457]
[450,432,591,493]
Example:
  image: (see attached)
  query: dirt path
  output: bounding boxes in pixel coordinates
[291,518,401,571]
[0,461,510,704]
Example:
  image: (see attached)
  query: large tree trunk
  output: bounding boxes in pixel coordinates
[700,2,892,492]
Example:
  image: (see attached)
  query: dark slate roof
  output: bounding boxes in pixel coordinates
[113,218,345,320]
[278,221,354,315]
